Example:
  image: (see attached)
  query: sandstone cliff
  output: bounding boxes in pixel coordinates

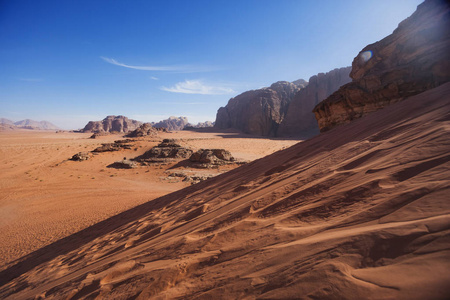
[215,80,307,136]
[82,115,142,133]
[152,116,189,131]
[313,0,450,132]
[278,67,351,137]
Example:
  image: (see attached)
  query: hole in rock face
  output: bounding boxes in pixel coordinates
[360,50,373,63]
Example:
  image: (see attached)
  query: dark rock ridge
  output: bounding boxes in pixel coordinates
[69,139,135,162]
[278,67,351,137]
[152,116,189,131]
[82,116,142,133]
[313,0,450,132]
[92,140,134,153]
[215,80,308,136]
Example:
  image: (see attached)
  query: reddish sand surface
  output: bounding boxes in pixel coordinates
[1,83,449,299]
[0,129,298,272]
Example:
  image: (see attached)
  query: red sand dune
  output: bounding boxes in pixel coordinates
[1,83,449,299]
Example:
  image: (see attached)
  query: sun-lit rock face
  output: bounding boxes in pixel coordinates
[215,80,307,136]
[278,67,351,138]
[313,0,450,132]
[82,115,142,133]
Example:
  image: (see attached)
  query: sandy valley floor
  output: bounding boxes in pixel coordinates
[0,129,299,270]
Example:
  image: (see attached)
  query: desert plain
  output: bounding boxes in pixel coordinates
[0,129,298,271]
[1,82,449,300]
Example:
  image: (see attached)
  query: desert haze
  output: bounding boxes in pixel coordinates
[1,0,449,299]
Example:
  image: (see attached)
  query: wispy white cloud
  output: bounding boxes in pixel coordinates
[161,80,235,95]
[150,76,159,80]
[100,57,217,73]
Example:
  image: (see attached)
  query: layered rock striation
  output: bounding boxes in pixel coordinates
[313,0,450,132]
[215,80,307,136]
[278,67,351,137]
[82,115,142,133]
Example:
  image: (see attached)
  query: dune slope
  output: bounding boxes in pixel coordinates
[1,83,450,299]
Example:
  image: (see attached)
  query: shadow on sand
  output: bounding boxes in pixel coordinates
[0,183,207,287]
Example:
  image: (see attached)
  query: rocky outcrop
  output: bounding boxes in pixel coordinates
[92,140,134,152]
[70,152,92,161]
[135,139,193,164]
[189,149,235,166]
[126,123,159,137]
[82,115,142,133]
[278,67,351,137]
[313,0,450,132]
[152,116,189,131]
[107,160,137,169]
[215,80,307,136]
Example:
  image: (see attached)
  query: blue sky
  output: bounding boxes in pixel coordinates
[0,0,422,129]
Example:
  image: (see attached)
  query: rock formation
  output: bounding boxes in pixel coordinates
[278,67,351,137]
[107,160,137,169]
[215,80,307,136]
[134,139,193,164]
[82,115,142,133]
[152,116,189,131]
[313,0,450,132]
[189,149,235,167]
[70,152,92,161]
[125,123,159,137]
[92,140,134,152]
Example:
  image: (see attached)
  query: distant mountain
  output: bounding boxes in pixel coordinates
[14,119,60,130]
[152,116,189,131]
[0,118,60,130]
[0,118,14,125]
[81,115,142,133]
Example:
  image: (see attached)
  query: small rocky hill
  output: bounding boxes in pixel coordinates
[81,115,142,133]
[313,0,450,132]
